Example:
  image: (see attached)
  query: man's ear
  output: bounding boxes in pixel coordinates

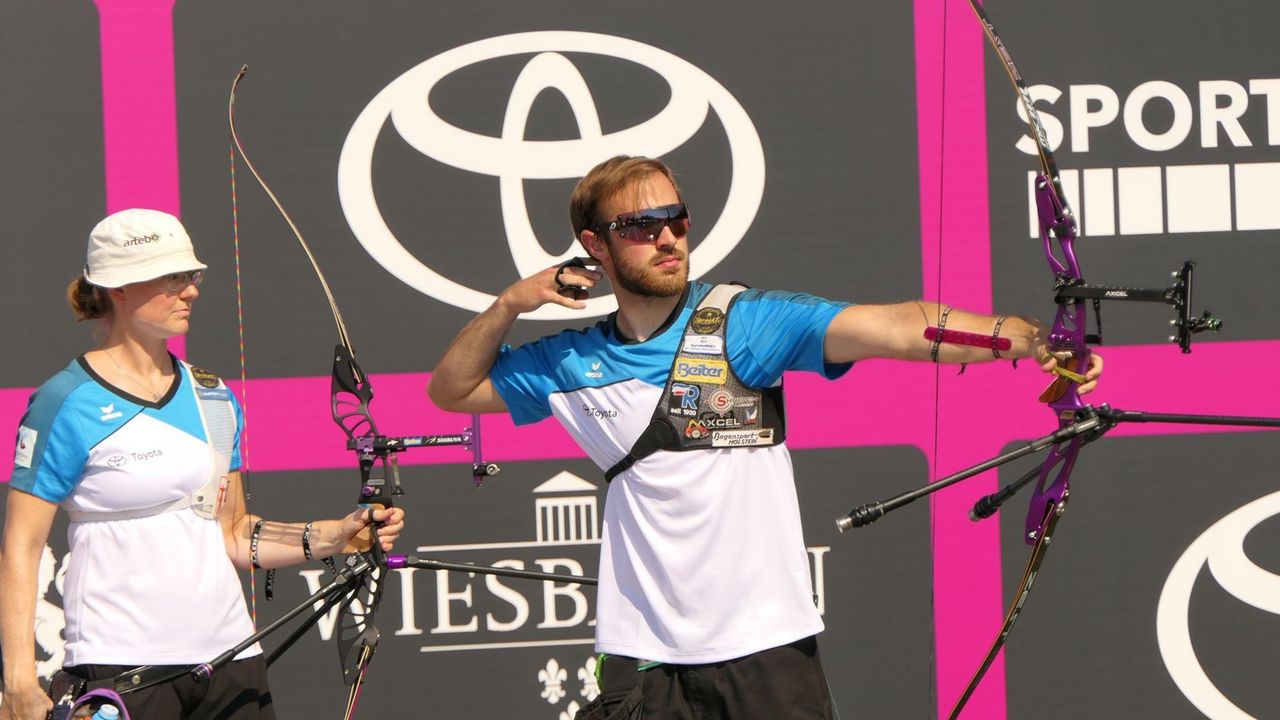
[579,229,607,263]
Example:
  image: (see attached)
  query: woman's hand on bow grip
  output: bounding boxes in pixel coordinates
[341,506,406,553]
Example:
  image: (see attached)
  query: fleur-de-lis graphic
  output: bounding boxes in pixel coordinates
[538,658,568,704]
[577,655,600,701]
[559,700,582,720]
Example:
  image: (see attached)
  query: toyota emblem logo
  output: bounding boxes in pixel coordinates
[338,31,765,320]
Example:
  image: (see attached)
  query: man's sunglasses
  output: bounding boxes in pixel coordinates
[594,203,691,243]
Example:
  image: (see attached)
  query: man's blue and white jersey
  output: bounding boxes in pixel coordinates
[10,356,260,666]
[491,281,852,664]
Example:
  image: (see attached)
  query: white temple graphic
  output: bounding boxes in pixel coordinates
[533,471,600,544]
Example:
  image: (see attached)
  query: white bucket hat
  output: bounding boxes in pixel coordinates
[84,208,208,288]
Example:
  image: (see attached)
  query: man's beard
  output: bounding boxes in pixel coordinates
[611,248,688,297]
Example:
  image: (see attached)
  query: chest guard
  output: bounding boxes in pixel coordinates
[604,284,786,482]
[67,363,237,523]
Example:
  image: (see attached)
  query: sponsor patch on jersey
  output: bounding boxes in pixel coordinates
[690,308,724,334]
[707,388,735,414]
[669,383,700,416]
[673,358,728,385]
[14,425,36,468]
[681,334,724,355]
[584,361,604,379]
[712,428,775,447]
[197,387,233,402]
[99,403,124,422]
[190,366,221,389]
[697,412,744,431]
[684,418,709,439]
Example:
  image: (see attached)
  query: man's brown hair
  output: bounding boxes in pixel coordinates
[568,155,681,238]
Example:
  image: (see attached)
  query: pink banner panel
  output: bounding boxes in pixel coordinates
[914,0,1008,714]
[94,0,186,357]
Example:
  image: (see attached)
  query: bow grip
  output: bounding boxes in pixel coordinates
[345,435,396,553]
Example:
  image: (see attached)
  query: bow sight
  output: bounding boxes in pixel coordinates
[1052,260,1222,353]
[333,343,501,513]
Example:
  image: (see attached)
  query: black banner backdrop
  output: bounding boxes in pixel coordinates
[1,1,1277,718]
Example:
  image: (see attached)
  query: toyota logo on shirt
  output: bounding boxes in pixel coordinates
[338,31,765,320]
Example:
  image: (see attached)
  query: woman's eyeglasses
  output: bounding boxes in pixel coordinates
[160,270,205,293]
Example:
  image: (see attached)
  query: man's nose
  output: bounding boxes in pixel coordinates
[655,224,678,248]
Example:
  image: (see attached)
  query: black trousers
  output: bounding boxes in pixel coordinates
[63,655,274,720]
[579,636,838,720]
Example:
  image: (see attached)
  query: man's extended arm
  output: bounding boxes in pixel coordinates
[823,300,1102,393]
[824,301,1044,363]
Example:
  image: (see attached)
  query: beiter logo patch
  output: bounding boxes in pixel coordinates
[673,358,728,385]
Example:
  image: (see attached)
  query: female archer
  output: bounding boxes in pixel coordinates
[0,208,405,720]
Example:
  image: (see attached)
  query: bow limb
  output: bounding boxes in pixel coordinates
[228,65,385,719]
[958,0,1088,545]
[943,2,1088,715]
[946,501,1060,720]
[228,65,359,361]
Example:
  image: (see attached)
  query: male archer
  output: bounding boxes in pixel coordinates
[428,155,1101,719]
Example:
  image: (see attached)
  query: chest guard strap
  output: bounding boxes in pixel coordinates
[604,284,786,482]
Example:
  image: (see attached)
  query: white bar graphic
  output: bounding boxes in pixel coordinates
[1167,164,1231,233]
[536,496,599,544]
[1024,170,1079,238]
[1118,166,1165,235]
[1027,170,1038,239]
[1060,169,1081,228]
[1023,162,1280,237]
[420,638,595,653]
[416,539,601,553]
[1024,167,1085,235]
[1082,168,1115,237]
[1235,162,1280,231]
